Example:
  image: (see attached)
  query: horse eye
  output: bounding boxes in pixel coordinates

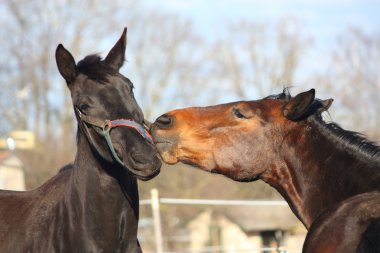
[125,84,134,94]
[80,104,91,112]
[233,108,246,119]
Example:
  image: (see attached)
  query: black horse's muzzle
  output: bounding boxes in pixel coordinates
[75,108,161,180]
[127,153,161,181]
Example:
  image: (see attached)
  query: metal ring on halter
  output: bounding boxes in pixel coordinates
[102,120,112,133]
[102,124,125,166]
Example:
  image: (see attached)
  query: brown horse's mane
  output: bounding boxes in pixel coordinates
[312,114,380,163]
[268,88,380,163]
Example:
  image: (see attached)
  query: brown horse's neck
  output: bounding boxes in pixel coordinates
[261,118,380,229]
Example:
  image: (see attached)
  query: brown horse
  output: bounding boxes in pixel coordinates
[151,88,380,252]
[0,29,161,252]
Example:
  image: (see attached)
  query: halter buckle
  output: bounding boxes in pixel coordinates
[102,120,112,134]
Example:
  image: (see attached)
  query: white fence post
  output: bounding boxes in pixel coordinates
[151,188,163,253]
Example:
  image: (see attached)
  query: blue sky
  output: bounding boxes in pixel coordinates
[146,0,380,60]
[142,0,380,122]
[147,0,380,37]
[144,0,380,93]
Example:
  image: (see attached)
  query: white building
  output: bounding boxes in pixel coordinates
[187,206,306,253]
[0,151,26,191]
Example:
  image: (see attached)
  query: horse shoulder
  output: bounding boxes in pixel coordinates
[303,192,380,253]
[0,167,75,251]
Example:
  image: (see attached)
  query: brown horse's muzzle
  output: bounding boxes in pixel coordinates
[150,114,180,164]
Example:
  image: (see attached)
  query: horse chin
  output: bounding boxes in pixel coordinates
[123,153,162,181]
[181,159,203,169]
[229,169,262,182]
[159,152,178,164]
[154,142,179,164]
[232,174,261,182]
[132,166,161,181]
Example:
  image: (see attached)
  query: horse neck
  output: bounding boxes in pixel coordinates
[70,132,139,223]
[261,118,380,228]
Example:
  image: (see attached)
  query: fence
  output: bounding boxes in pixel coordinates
[139,189,304,253]
[155,247,298,253]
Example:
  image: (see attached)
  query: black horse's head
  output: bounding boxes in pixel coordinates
[55,28,161,180]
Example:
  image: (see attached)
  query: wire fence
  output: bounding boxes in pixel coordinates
[159,246,301,253]
[140,198,288,206]
[139,189,305,253]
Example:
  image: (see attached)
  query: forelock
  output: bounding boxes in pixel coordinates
[77,54,117,83]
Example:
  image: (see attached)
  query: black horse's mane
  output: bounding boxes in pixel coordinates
[77,54,118,83]
[268,88,380,161]
[58,163,74,173]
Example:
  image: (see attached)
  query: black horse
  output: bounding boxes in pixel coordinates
[0,28,161,252]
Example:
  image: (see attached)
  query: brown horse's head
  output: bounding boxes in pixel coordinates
[151,89,332,181]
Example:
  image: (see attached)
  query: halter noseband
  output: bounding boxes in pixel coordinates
[75,108,154,166]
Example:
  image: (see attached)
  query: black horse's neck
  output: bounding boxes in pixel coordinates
[69,132,139,241]
[262,116,380,228]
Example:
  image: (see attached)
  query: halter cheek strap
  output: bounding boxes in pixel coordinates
[75,108,154,166]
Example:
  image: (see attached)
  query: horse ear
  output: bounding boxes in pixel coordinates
[283,89,315,120]
[104,28,127,70]
[318,98,334,112]
[55,44,77,84]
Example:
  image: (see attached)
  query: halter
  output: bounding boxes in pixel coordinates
[75,108,154,166]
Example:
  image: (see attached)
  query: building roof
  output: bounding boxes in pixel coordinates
[221,205,304,232]
[189,204,306,234]
[0,150,24,168]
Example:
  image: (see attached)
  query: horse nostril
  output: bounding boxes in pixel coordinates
[155,114,173,129]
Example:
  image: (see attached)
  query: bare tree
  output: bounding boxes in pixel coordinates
[0,0,141,185]
[0,0,208,189]
[124,13,206,120]
[207,18,311,100]
[317,27,380,139]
